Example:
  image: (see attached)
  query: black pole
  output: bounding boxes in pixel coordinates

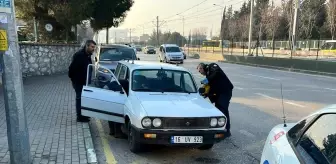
[272,39,275,57]
[231,38,233,55]
[316,36,320,60]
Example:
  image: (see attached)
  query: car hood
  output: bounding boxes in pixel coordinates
[134,92,224,117]
[98,61,118,70]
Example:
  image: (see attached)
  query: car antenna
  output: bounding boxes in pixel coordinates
[280,83,287,127]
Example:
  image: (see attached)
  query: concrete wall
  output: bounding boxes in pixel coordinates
[19,43,81,78]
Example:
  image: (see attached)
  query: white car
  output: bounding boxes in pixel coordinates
[81,61,229,153]
[159,44,184,64]
[260,104,336,164]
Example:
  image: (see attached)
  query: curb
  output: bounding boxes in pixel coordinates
[83,123,98,164]
[218,60,336,77]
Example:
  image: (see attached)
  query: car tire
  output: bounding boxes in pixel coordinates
[128,122,143,153]
[197,144,214,150]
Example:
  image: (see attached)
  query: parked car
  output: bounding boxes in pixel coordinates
[143,46,156,54]
[135,45,142,52]
[82,61,229,153]
[260,104,336,164]
[159,44,184,64]
[180,47,186,59]
[94,44,140,88]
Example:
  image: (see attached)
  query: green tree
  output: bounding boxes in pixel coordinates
[167,32,187,47]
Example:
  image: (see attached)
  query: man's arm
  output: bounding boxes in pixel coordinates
[68,52,80,79]
[206,63,220,83]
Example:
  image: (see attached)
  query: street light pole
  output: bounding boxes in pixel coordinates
[291,0,300,58]
[0,0,31,163]
[248,0,254,56]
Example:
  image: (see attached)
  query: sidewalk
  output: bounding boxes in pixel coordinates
[0,75,97,164]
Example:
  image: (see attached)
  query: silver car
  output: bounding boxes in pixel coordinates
[94,44,139,88]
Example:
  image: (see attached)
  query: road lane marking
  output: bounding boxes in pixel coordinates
[235,87,244,90]
[239,130,255,138]
[255,93,305,108]
[248,74,280,80]
[285,101,305,108]
[95,120,117,164]
[324,88,336,91]
[255,93,278,100]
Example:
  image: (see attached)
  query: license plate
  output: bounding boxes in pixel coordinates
[171,136,203,143]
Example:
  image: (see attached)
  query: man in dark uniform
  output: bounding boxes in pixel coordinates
[197,62,233,137]
[68,40,96,122]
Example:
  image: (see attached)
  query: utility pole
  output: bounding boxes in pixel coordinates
[0,0,31,163]
[129,28,132,43]
[291,0,299,58]
[115,32,117,43]
[248,0,254,56]
[33,17,38,42]
[106,27,109,44]
[156,16,159,47]
[182,16,185,47]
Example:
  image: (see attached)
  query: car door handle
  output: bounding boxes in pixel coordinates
[83,89,93,92]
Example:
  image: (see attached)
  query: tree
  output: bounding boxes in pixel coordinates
[90,0,134,31]
[326,0,336,39]
[167,32,187,46]
[263,1,281,41]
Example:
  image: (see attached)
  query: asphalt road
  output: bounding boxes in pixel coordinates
[89,52,336,164]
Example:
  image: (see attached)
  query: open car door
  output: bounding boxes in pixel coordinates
[81,64,126,123]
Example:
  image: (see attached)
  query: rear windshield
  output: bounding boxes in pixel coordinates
[99,47,136,61]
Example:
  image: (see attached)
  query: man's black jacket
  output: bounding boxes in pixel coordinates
[68,48,92,85]
[205,63,234,97]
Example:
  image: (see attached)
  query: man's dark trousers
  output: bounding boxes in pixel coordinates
[215,91,232,131]
[72,82,87,119]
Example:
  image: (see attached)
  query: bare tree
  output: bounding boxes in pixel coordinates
[262,3,281,42]
[327,0,336,39]
[238,14,250,41]
[299,0,325,39]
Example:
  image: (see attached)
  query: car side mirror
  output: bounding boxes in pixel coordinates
[107,81,124,94]
[198,87,205,94]
[137,57,140,60]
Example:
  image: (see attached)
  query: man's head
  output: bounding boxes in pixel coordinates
[84,40,96,55]
[197,63,207,75]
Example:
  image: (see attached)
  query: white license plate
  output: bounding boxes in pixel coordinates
[171,136,203,143]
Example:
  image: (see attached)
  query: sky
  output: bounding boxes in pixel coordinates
[100,0,281,38]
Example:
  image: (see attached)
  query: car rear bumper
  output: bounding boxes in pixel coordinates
[131,125,227,146]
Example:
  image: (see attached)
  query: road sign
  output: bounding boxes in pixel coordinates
[0,0,11,13]
[0,29,8,51]
[45,23,53,32]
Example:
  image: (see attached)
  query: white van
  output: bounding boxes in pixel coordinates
[158,44,184,64]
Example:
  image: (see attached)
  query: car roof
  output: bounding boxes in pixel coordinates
[119,60,189,72]
[161,44,179,47]
[98,44,131,49]
[308,104,336,117]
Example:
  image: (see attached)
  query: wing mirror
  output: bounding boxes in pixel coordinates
[198,87,205,94]
[107,81,124,94]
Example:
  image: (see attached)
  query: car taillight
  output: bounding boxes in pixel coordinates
[270,131,285,144]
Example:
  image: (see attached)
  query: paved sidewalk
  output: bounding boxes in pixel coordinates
[0,75,97,164]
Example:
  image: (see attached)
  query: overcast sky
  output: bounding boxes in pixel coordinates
[113,0,281,37]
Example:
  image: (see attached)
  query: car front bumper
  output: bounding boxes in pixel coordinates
[132,126,227,146]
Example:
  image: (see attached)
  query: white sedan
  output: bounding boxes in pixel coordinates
[260,105,336,164]
[81,61,229,153]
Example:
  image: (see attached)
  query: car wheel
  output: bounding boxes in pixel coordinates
[108,121,115,136]
[197,144,214,150]
[128,121,143,153]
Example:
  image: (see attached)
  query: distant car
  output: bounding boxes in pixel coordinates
[94,44,140,88]
[159,44,184,64]
[180,47,186,59]
[125,44,137,54]
[143,46,156,54]
[135,45,142,52]
[260,104,336,164]
[81,61,229,153]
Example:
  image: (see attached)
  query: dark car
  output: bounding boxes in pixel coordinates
[95,44,140,88]
[144,46,156,54]
[135,45,142,52]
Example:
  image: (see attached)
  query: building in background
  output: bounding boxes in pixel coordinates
[140,34,150,42]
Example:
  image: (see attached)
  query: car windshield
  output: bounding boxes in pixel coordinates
[99,47,136,61]
[131,69,197,93]
[147,46,154,49]
[166,46,181,52]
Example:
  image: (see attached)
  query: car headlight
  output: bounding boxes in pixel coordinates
[141,117,151,128]
[152,118,162,127]
[210,118,217,127]
[218,117,226,127]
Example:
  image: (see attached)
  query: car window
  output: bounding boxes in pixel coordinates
[131,69,197,93]
[99,47,136,61]
[296,114,336,164]
[166,46,181,52]
[114,63,122,77]
[118,65,127,80]
[86,64,121,92]
[288,115,316,142]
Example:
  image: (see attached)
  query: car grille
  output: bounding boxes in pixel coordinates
[162,117,210,129]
